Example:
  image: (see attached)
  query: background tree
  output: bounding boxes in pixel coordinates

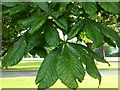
[1,2,120,89]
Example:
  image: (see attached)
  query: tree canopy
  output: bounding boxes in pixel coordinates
[1,2,120,89]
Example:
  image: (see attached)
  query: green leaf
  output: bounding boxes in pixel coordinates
[85,56,101,86]
[68,19,85,40]
[58,2,69,13]
[2,36,26,68]
[104,35,116,47]
[84,19,104,48]
[67,43,101,86]
[50,3,69,19]
[44,22,61,47]
[52,16,68,31]
[8,5,28,15]
[57,44,85,88]
[28,13,49,35]
[25,31,46,53]
[67,3,80,15]
[51,12,62,19]
[36,49,60,88]
[2,2,18,7]
[29,47,47,58]
[101,25,120,48]
[81,2,97,15]
[67,43,109,65]
[99,2,120,14]
[35,2,49,12]
[18,14,37,27]
[79,44,110,65]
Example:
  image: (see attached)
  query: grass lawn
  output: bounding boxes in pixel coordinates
[1,62,41,71]
[1,60,119,89]
[1,61,119,71]
[1,75,118,88]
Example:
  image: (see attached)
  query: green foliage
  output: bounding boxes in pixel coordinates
[99,2,120,14]
[52,16,68,32]
[35,2,50,12]
[36,49,60,88]
[2,2,120,89]
[68,19,85,39]
[57,44,85,88]
[44,21,61,47]
[28,13,49,35]
[84,19,104,48]
[2,36,26,67]
[81,2,97,16]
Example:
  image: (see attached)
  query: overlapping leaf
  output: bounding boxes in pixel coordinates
[100,24,120,48]
[51,2,69,19]
[2,36,26,68]
[35,49,60,88]
[99,2,120,14]
[81,2,97,15]
[4,5,28,15]
[104,35,116,47]
[67,43,109,65]
[68,19,85,39]
[35,2,49,12]
[67,43,102,86]
[29,13,49,35]
[69,3,80,15]
[44,22,61,47]
[29,47,47,58]
[85,56,101,86]
[58,2,69,14]
[25,31,46,54]
[18,14,37,27]
[57,44,85,88]
[52,16,68,31]
[2,2,18,7]
[84,19,104,48]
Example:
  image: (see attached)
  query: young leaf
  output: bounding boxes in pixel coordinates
[29,13,49,35]
[44,22,61,47]
[81,2,97,15]
[57,44,85,88]
[84,19,104,48]
[2,36,26,68]
[68,19,85,40]
[99,2,120,14]
[36,49,60,88]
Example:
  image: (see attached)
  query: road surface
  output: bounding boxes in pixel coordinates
[1,70,119,78]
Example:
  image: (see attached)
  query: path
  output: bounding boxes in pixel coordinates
[1,70,119,78]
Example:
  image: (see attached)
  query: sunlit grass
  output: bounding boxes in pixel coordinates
[1,62,41,71]
[1,61,119,71]
[1,75,118,88]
